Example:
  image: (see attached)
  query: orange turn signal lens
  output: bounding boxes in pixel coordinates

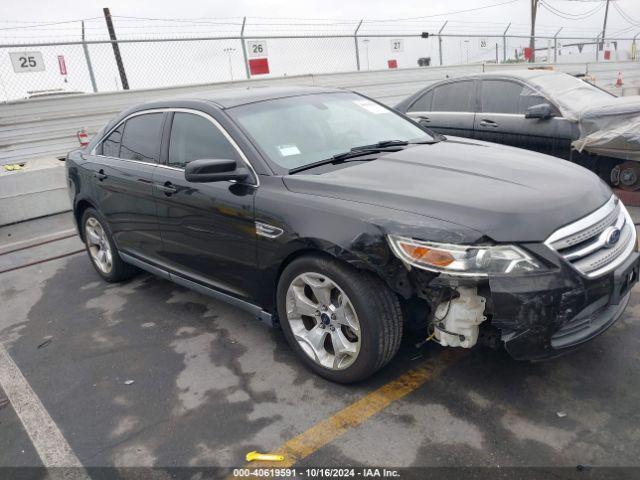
[399,243,455,267]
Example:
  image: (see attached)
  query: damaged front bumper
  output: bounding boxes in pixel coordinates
[489,249,640,361]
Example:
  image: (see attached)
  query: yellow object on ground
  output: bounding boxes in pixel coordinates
[245,451,285,462]
[3,164,25,171]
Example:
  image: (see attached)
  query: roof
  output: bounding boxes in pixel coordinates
[439,69,567,82]
[165,85,345,108]
[478,69,563,80]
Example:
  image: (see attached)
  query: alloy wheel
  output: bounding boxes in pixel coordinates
[285,272,361,370]
[84,217,113,274]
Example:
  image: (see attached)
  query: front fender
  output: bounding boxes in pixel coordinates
[253,180,484,311]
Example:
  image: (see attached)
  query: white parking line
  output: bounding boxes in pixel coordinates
[0,343,85,469]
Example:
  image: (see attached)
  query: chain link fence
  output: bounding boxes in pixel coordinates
[1,16,639,102]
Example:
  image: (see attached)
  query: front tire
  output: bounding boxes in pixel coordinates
[81,208,137,283]
[277,254,403,383]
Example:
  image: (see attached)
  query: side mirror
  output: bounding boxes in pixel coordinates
[525,103,554,119]
[184,159,249,183]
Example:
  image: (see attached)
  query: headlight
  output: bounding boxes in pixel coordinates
[387,235,543,276]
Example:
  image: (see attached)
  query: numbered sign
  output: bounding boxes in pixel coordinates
[247,41,268,58]
[9,51,45,73]
[390,39,404,53]
[479,38,488,48]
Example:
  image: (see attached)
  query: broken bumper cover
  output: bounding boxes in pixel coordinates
[488,249,640,361]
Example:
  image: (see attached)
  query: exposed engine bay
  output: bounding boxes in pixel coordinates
[432,287,487,349]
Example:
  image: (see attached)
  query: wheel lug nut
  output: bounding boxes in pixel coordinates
[319,324,325,329]
[330,326,335,331]
[331,314,336,320]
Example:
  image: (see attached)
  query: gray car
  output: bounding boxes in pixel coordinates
[395,70,640,184]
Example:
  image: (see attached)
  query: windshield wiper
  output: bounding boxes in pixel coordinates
[289,140,409,174]
[351,139,409,151]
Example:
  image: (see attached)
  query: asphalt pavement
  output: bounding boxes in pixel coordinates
[1,211,640,477]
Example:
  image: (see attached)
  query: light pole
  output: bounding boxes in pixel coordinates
[362,39,370,70]
[224,47,236,80]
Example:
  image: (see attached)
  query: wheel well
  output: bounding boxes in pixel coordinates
[272,247,388,316]
[74,199,95,240]
[271,249,341,317]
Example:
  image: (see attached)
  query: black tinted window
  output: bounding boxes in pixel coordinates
[120,113,163,163]
[408,89,433,112]
[481,80,548,114]
[432,81,473,112]
[168,113,239,168]
[101,124,123,157]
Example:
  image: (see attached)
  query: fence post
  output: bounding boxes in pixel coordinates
[502,23,510,63]
[553,27,562,64]
[354,19,363,71]
[103,8,129,90]
[595,33,601,62]
[240,17,251,80]
[438,21,447,66]
[81,21,98,93]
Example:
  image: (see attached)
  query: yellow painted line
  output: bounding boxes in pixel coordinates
[235,348,465,474]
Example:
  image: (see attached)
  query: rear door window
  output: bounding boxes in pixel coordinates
[431,81,474,112]
[119,113,163,163]
[480,80,548,114]
[168,112,240,169]
[407,89,433,112]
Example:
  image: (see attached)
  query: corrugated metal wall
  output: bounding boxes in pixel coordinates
[1,61,638,165]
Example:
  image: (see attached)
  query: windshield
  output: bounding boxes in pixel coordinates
[527,73,614,118]
[228,92,433,172]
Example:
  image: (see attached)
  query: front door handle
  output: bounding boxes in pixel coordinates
[93,169,107,181]
[156,181,178,196]
[418,116,431,123]
[479,119,499,128]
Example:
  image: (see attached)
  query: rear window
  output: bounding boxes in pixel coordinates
[431,81,473,112]
[119,113,163,163]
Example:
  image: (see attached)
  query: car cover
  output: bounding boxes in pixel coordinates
[525,72,640,161]
[572,97,640,160]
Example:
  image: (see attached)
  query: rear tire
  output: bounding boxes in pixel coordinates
[81,208,138,283]
[277,254,403,383]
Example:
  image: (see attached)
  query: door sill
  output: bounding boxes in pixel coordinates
[119,252,275,326]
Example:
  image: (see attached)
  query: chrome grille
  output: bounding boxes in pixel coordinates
[545,196,637,278]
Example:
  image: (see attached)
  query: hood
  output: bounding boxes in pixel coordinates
[574,96,640,160]
[580,95,640,123]
[283,139,612,243]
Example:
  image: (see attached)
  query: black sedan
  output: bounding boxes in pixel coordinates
[395,70,640,183]
[66,86,638,383]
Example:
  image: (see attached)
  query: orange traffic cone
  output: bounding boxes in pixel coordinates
[616,71,623,87]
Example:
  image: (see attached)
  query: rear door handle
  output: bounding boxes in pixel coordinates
[93,169,107,181]
[479,119,499,128]
[156,181,178,196]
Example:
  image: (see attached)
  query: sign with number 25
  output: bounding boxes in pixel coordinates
[9,51,45,73]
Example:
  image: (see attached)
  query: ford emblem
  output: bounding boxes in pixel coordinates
[603,227,621,248]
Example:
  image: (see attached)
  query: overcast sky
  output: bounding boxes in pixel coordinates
[1,0,640,40]
[1,0,639,101]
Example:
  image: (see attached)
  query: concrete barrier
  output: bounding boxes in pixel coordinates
[0,157,70,225]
